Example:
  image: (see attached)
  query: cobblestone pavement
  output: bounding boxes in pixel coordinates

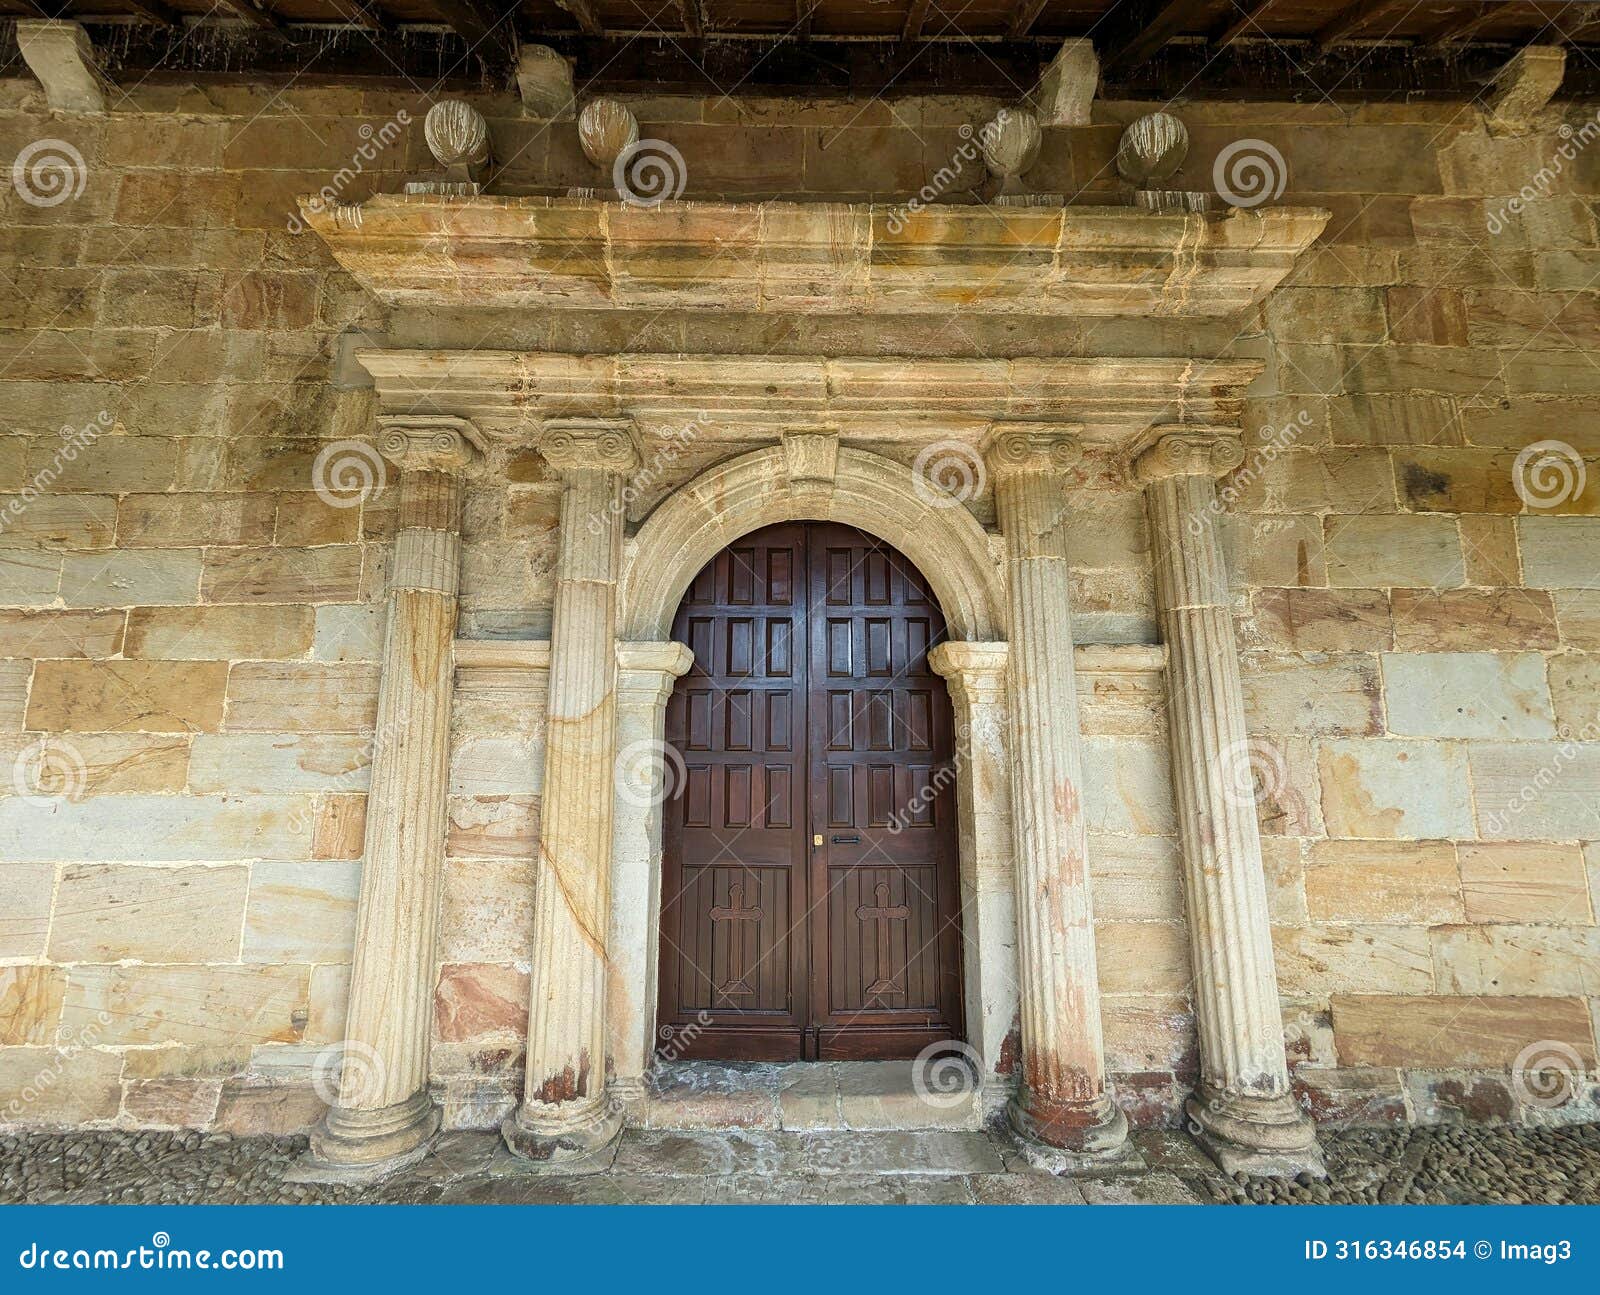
[1,1123,1596,1205]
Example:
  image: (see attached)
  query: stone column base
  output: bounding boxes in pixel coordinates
[1186,1084,1326,1179]
[293,1091,441,1184]
[1007,1090,1138,1174]
[501,1098,624,1173]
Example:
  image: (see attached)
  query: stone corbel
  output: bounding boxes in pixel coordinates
[16,20,108,114]
[1485,45,1566,137]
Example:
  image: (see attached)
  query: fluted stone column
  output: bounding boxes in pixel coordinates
[927,641,1016,1112]
[982,424,1128,1164]
[607,639,694,1111]
[504,421,640,1166]
[305,420,475,1179]
[1134,426,1324,1178]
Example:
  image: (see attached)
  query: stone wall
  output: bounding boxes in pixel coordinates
[1,75,1598,1133]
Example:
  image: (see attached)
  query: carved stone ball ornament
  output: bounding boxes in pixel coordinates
[424,99,490,175]
[979,107,1043,192]
[1116,112,1189,186]
[1132,427,1246,484]
[578,97,641,171]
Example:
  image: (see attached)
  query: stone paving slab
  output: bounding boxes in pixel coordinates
[2,1123,1596,1206]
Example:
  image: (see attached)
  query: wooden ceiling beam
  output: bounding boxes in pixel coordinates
[319,0,388,31]
[555,0,605,37]
[1428,3,1503,47]
[430,0,519,63]
[38,25,1600,98]
[1313,0,1401,54]
[121,0,184,27]
[901,0,931,41]
[211,0,289,37]
[1101,0,1212,73]
[1211,0,1274,47]
[1007,0,1051,39]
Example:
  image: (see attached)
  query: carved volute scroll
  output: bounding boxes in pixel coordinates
[1132,425,1245,484]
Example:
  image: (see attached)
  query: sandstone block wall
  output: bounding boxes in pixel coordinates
[1,76,1597,1132]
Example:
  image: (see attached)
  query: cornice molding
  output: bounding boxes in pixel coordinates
[304,195,1329,320]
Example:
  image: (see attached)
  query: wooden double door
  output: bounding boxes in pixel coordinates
[656,522,964,1061]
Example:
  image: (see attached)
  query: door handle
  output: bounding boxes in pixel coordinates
[831,834,861,844]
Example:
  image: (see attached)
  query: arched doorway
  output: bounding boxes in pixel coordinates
[655,521,965,1061]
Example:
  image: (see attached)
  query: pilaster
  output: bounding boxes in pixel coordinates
[608,639,695,1109]
[927,640,1015,1110]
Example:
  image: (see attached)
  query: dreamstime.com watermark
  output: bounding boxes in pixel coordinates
[885,722,969,834]
[1512,439,1586,510]
[1511,1039,1594,1111]
[5,1013,114,1122]
[1187,408,1312,537]
[614,139,688,209]
[883,111,1010,234]
[11,138,87,208]
[1488,110,1600,235]
[285,720,395,837]
[311,440,388,509]
[0,413,111,537]
[1213,138,1288,208]
[585,416,708,537]
[1480,718,1600,836]
[17,1234,284,1273]
[288,111,410,234]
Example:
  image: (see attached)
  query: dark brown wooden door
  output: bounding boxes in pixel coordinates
[657,522,963,1061]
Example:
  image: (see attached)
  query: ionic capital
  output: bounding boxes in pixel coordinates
[377,415,479,473]
[1132,426,1244,485]
[981,423,1084,480]
[538,419,641,477]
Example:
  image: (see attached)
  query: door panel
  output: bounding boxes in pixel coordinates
[805,526,963,1060]
[660,526,809,1060]
[657,522,962,1061]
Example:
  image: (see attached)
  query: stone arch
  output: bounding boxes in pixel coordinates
[620,443,1006,643]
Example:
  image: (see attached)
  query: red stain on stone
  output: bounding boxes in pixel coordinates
[533,1068,580,1104]
[996,1019,1022,1076]
[1052,778,1080,822]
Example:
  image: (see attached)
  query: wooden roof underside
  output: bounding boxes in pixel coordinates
[4,1,1600,97]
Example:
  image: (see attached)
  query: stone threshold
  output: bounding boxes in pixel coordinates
[635,1061,987,1133]
[402,1128,1193,1204]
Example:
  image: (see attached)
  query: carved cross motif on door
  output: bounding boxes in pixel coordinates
[856,881,911,998]
[710,881,763,999]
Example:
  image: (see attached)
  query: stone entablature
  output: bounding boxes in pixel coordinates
[301,194,1328,318]
[354,350,1265,450]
